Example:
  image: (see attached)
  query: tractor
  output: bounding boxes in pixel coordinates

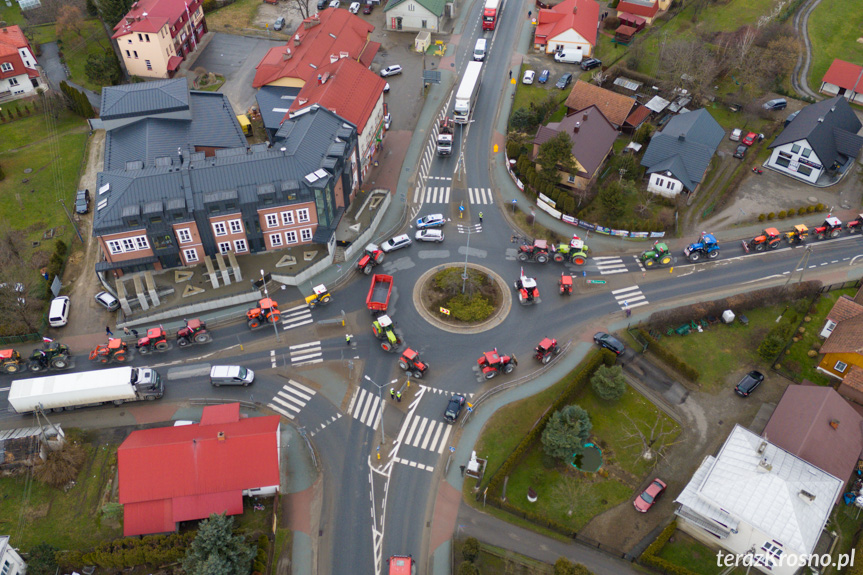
[0,349,27,374]
[372,314,402,352]
[357,243,385,275]
[813,216,843,240]
[477,348,517,379]
[89,338,129,364]
[847,215,863,234]
[398,348,429,378]
[177,318,211,347]
[552,237,589,265]
[683,232,720,262]
[247,298,281,329]
[517,239,551,263]
[640,242,673,267]
[514,273,540,305]
[559,273,573,295]
[534,337,560,364]
[136,327,170,354]
[784,224,809,245]
[305,284,332,308]
[28,341,71,372]
[743,228,782,252]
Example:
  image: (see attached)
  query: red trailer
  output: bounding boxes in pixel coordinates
[366,274,394,315]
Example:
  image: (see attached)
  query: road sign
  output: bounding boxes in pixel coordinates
[449,446,455,453]
[586,279,606,284]
[423,70,442,84]
[440,307,450,315]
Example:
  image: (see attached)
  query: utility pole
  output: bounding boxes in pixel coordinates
[58,199,83,243]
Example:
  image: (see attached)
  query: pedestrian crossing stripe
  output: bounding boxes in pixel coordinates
[419,385,473,398]
[267,379,317,420]
[290,340,322,366]
[349,387,382,428]
[593,256,628,275]
[392,457,434,472]
[402,415,452,454]
[281,303,313,330]
[468,188,493,205]
[310,413,343,437]
[413,187,494,205]
[632,254,646,272]
[611,285,649,309]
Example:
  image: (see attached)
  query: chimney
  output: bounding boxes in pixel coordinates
[321,72,330,84]
[1,27,6,33]
[817,117,824,122]
[317,74,322,85]
[582,111,588,121]
[573,121,580,133]
[330,53,338,64]
[283,47,292,61]
[304,16,321,29]
[798,490,816,504]
[678,133,685,141]
[217,431,225,442]
[294,34,301,46]
[177,147,183,164]
[830,419,840,430]
[572,4,577,14]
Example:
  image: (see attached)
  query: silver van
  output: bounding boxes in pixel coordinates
[473,38,487,61]
[210,365,255,387]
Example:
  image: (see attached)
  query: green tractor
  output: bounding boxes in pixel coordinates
[372,314,403,352]
[28,341,72,372]
[552,236,590,266]
[640,242,673,268]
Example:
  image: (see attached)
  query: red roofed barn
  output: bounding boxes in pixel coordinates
[0,25,43,100]
[118,403,280,536]
[533,0,599,59]
[820,59,863,105]
[615,0,660,24]
[112,0,208,79]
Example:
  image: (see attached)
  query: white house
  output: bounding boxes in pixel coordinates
[533,0,599,57]
[765,96,863,185]
[675,425,843,575]
[384,0,445,32]
[0,536,27,575]
[0,25,43,100]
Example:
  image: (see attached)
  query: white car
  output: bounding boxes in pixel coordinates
[380,65,403,77]
[416,214,446,229]
[522,70,535,85]
[384,113,391,130]
[381,234,412,252]
[349,1,360,12]
[328,0,340,7]
[415,229,444,242]
[384,82,390,93]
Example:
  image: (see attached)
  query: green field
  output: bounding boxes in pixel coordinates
[807,0,863,93]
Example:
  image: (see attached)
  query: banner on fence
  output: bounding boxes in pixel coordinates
[610,229,629,237]
[536,199,562,219]
[630,231,650,239]
[650,231,666,238]
[538,193,556,208]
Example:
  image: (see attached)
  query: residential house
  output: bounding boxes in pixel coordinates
[0,424,65,471]
[0,25,43,100]
[384,0,446,32]
[622,105,651,132]
[640,109,723,197]
[675,425,843,575]
[616,0,661,24]
[533,0,599,59]
[563,81,635,129]
[765,96,863,185]
[0,536,26,575]
[762,385,863,502]
[118,403,281,536]
[532,105,618,189]
[112,0,208,79]
[92,79,359,277]
[819,59,863,105]
[819,294,863,338]
[817,297,863,380]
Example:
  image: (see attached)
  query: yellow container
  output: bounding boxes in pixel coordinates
[237,114,251,136]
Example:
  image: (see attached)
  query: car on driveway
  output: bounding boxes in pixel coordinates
[734,370,764,397]
[381,234,412,253]
[75,189,90,214]
[94,291,120,312]
[415,229,444,242]
[416,214,445,229]
[593,332,624,355]
[742,132,759,146]
[522,70,535,84]
[444,394,466,423]
[538,69,550,84]
[363,2,372,13]
[580,58,602,71]
[349,1,360,11]
[763,98,787,110]
[273,16,286,30]
[380,65,403,77]
[555,73,573,89]
[733,144,747,159]
[634,479,666,512]
[729,128,742,141]
[328,0,340,7]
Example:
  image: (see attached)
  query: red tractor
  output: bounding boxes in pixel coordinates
[136,327,170,354]
[813,216,843,240]
[514,273,540,305]
[534,337,560,364]
[559,273,573,295]
[517,239,550,263]
[742,228,782,252]
[398,348,429,379]
[477,348,517,379]
[247,298,281,329]
[847,214,863,234]
[177,318,211,347]
[89,338,129,363]
[357,243,385,275]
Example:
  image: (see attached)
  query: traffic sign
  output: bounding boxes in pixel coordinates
[449,446,456,453]
[586,279,606,284]
[440,307,450,315]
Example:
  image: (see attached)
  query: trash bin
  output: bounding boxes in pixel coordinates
[722,310,735,324]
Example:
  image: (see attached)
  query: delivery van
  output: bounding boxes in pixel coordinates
[473,38,487,61]
[553,48,583,64]
[210,365,255,387]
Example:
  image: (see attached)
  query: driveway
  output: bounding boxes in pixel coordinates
[38,41,101,111]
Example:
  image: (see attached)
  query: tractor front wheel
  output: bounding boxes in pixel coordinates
[155,341,169,351]
[754,243,766,252]
[114,353,126,362]
[178,337,191,347]
[688,252,701,262]
[830,229,841,238]
[248,319,261,329]
[504,363,515,374]
[644,258,655,267]
[517,253,528,262]
[484,370,497,380]
[708,250,719,259]
[536,254,548,263]
[553,254,565,263]
[398,361,409,371]
[542,354,551,364]
[51,357,69,369]
[363,264,373,275]
[320,296,332,305]
[28,362,44,372]
[412,370,424,379]
[138,347,151,355]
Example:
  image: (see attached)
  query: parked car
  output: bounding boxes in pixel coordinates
[537,69,550,84]
[522,70,535,85]
[763,98,787,110]
[328,0,340,7]
[317,0,327,9]
[415,229,444,242]
[383,82,390,93]
[362,1,373,13]
[383,113,392,130]
[94,291,120,312]
[273,16,286,30]
[381,234,412,253]
[380,65,403,77]
[416,214,446,229]
[741,132,759,146]
[555,73,573,89]
[349,1,360,12]
[729,128,742,141]
[580,58,602,71]
[444,394,466,423]
[593,332,624,355]
[733,145,747,159]
[48,296,70,328]
[75,189,90,214]
[634,479,666,512]
[784,110,800,127]
[734,370,764,397]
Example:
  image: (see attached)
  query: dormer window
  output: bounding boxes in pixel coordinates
[0,63,12,72]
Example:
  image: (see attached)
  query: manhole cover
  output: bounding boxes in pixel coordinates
[23,168,32,173]
[808,196,818,203]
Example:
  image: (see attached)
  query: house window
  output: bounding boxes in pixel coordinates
[127,39,132,44]
[775,156,791,168]
[122,238,137,251]
[213,222,227,236]
[8,78,18,86]
[0,62,12,72]
[656,177,664,186]
[667,180,674,190]
[135,236,149,250]
[836,361,848,373]
[281,211,294,225]
[791,144,800,154]
[228,219,243,234]
[797,165,813,177]
[176,228,192,243]
[301,228,313,242]
[234,239,248,253]
[297,208,310,223]
[138,33,143,41]
[270,233,283,247]
[218,241,231,254]
[801,148,812,158]
[285,230,298,244]
[762,542,783,561]
[408,3,414,9]
[265,214,279,228]
[183,248,199,262]
[125,50,131,58]
[421,19,427,27]
[568,175,575,183]
[824,320,837,334]
[133,51,138,58]
[145,60,152,70]
[145,34,150,42]
[107,240,123,254]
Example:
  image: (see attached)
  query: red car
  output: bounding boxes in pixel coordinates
[742,132,759,146]
[634,478,666,512]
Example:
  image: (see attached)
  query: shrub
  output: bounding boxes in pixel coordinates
[815,203,825,211]
[797,207,807,216]
[447,293,494,322]
[541,404,592,461]
[778,210,786,219]
[640,522,702,575]
[758,214,766,221]
[767,212,775,220]
[462,537,480,562]
[457,561,479,575]
[590,365,626,401]
[759,323,791,360]
[506,140,522,159]
[807,205,815,213]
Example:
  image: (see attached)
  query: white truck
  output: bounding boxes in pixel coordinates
[8,366,164,414]
[436,117,454,155]
[453,61,482,124]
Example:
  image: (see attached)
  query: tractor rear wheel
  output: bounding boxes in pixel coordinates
[412,370,424,379]
[155,341,169,351]
[830,229,841,238]
[248,319,261,329]
[51,356,69,369]
[363,264,373,275]
[660,256,672,265]
[504,363,515,374]
[536,254,548,263]
[195,333,212,343]
[517,253,528,262]
[542,354,551,364]
[754,243,766,252]
[708,250,719,259]
[644,259,655,267]
[398,361,409,371]
[573,256,586,266]
[688,252,701,262]
[484,370,497,380]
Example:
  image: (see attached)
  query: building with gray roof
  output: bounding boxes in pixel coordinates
[765,96,863,185]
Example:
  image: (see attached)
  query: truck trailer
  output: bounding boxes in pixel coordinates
[453,61,483,124]
[8,366,164,414]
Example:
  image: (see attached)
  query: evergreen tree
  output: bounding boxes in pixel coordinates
[590,365,627,401]
[97,0,136,28]
[85,52,123,87]
[541,405,592,461]
[182,513,254,575]
[86,0,100,16]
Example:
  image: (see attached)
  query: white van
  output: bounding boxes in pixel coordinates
[553,48,583,64]
[473,38,487,62]
[48,296,70,327]
[210,365,255,387]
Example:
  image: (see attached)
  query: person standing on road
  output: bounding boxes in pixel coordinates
[478,212,483,224]
[106,326,113,338]
[346,333,352,346]
[396,391,402,402]
[390,388,395,400]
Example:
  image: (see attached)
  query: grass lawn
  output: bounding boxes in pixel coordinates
[807,0,863,93]
[657,531,747,575]
[57,19,114,94]
[513,64,568,116]
[454,538,554,574]
[206,0,264,33]
[0,2,26,27]
[829,503,861,565]
[28,23,59,47]
[0,432,123,550]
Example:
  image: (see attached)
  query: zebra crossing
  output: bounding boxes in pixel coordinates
[281,303,313,331]
[593,256,629,275]
[400,414,453,454]
[349,387,383,428]
[267,379,316,420]
[612,285,649,310]
[467,188,494,204]
[290,341,322,366]
[413,187,494,205]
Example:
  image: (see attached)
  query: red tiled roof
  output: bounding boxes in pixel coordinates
[564,80,635,127]
[112,0,201,39]
[820,316,863,354]
[284,58,385,133]
[533,0,599,48]
[616,0,658,18]
[822,59,863,93]
[624,104,652,127]
[618,12,646,26]
[0,26,31,50]
[841,364,863,393]
[0,26,36,82]
[253,8,378,88]
[615,24,638,36]
[827,295,863,323]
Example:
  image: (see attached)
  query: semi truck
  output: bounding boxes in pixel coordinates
[482,0,501,30]
[8,366,164,414]
[453,61,483,124]
[436,117,454,155]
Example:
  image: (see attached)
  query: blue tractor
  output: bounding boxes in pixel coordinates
[684,232,720,262]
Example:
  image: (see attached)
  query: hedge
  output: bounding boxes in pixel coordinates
[60,532,197,570]
[638,521,702,575]
[638,329,700,382]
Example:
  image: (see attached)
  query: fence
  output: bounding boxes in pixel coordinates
[0,332,42,346]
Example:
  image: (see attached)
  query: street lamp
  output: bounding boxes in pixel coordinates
[364,375,398,445]
[462,225,472,294]
[260,269,280,343]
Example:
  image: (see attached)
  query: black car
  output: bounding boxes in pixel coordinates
[580,58,602,71]
[444,394,466,423]
[594,332,624,355]
[734,370,764,397]
[75,189,90,214]
[555,73,573,89]
[733,144,747,159]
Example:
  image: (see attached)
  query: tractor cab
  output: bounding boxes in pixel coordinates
[305,284,332,307]
[814,216,843,239]
[482,349,502,366]
[763,228,781,240]
[357,244,385,273]
[515,274,540,304]
[570,235,584,250]
[139,327,166,346]
[787,224,808,244]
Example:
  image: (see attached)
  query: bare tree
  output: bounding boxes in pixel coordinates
[618,412,683,467]
[0,232,43,335]
[591,69,608,86]
[754,34,800,91]
[56,5,85,39]
[551,475,599,517]
[730,26,758,73]
[287,0,314,21]
[656,38,720,101]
